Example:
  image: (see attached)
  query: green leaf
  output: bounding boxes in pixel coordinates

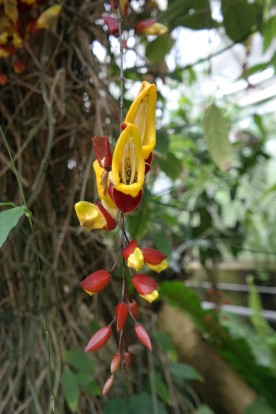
[128,393,168,414]
[156,129,170,154]
[0,206,25,248]
[145,35,174,63]
[263,15,276,51]
[203,104,232,171]
[196,405,215,414]
[61,369,80,413]
[154,373,171,404]
[64,350,95,373]
[221,0,258,42]
[104,399,129,414]
[159,0,216,30]
[245,399,275,414]
[127,202,152,240]
[152,229,173,257]
[169,362,204,382]
[76,372,100,396]
[159,152,183,180]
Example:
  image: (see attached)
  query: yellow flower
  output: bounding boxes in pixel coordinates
[37,5,62,30]
[123,82,157,159]
[111,123,145,197]
[146,259,168,273]
[127,247,144,271]
[75,201,116,231]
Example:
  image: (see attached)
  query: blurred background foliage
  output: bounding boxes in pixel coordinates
[1,0,276,413]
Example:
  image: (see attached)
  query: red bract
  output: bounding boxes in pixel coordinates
[132,274,157,295]
[80,270,111,295]
[135,18,156,32]
[128,299,139,320]
[124,352,132,368]
[115,301,128,331]
[111,187,143,213]
[102,15,119,36]
[145,153,153,174]
[134,324,152,350]
[102,375,114,395]
[95,201,117,230]
[92,136,112,170]
[122,240,138,259]
[141,248,167,265]
[111,353,121,373]
[85,326,112,352]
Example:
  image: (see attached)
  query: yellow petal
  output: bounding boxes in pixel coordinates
[75,201,106,231]
[124,82,157,159]
[112,124,145,197]
[84,289,95,297]
[93,160,116,209]
[127,247,144,271]
[142,23,168,36]
[4,0,18,24]
[37,5,62,30]
[140,290,159,303]
[146,259,168,273]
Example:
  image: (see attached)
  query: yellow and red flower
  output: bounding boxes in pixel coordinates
[80,270,111,296]
[141,247,168,273]
[75,200,116,231]
[135,19,168,36]
[132,273,159,303]
[122,239,144,271]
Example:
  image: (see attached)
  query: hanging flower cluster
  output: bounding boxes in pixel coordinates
[0,1,61,84]
[75,81,169,395]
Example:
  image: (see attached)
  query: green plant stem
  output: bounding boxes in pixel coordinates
[117,2,124,124]
[1,127,58,413]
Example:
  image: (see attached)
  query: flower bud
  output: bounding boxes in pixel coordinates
[110,353,121,373]
[92,136,112,169]
[123,352,132,368]
[102,375,114,395]
[134,324,152,350]
[128,299,139,320]
[80,270,111,296]
[85,326,112,352]
[115,301,128,331]
[141,248,168,273]
[135,19,168,36]
[132,274,159,303]
[122,240,144,271]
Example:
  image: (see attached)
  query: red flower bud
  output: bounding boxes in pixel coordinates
[124,352,132,368]
[115,301,128,331]
[128,299,139,320]
[134,324,152,350]
[102,375,114,395]
[80,270,111,296]
[140,248,167,265]
[0,73,8,85]
[92,136,112,170]
[85,326,112,352]
[13,60,26,74]
[102,15,119,36]
[132,274,158,295]
[110,353,121,373]
[122,239,138,259]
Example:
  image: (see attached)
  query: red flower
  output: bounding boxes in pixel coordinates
[132,274,159,303]
[80,270,111,296]
[141,248,168,273]
[85,326,112,352]
[92,135,112,170]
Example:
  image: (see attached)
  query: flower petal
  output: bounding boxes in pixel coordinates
[112,187,143,213]
[75,201,107,230]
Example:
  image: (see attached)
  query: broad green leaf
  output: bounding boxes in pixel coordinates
[159,0,216,30]
[152,229,173,257]
[221,0,258,42]
[159,152,183,180]
[154,373,171,404]
[104,399,128,414]
[203,104,232,171]
[128,393,168,414]
[61,369,80,413]
[64,350,95,373]
[196,405,215,414]
[76,372,100,396]
[127,203,152,240]
[245,399,275,414]
[263,15,276,51]
[145,35,174,63]
[253,114,266,138]
[0,206,25,248]
[156,129,170,154]
[169,362,204,382]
